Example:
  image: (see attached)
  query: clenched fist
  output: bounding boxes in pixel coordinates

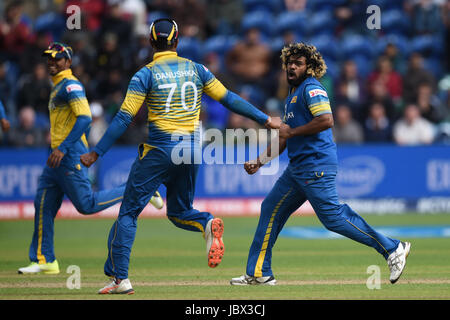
[80,151,99,168]
[244,159,262,175]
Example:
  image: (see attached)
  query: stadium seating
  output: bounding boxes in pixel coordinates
[176,36,203,62]
[275,11,309,37]
[240,10,275,37]
[340,34,375,60]
[308,11,336,37]
[307,34,340,61]
[381,9,411,37]
[375,34,410,57]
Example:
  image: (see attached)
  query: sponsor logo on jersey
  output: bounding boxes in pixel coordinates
[66,84,83,93]
[308,89,328,98]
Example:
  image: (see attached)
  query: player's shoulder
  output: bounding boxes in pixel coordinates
[63,78,85,95]
[133,65,153,80]
[302,78,328,100]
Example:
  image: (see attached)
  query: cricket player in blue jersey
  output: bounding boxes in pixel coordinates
[17,42,163,275]
[231,43,411,286]
[0,99,10,133]
[80,19,281,294]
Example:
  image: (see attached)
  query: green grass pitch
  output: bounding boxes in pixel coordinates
[1,213,450,300]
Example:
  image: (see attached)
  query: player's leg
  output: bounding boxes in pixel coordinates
[297,170,400,259]
[102,146,168,285]
[237,168,305,283]
[165,163,213,234]
[164,163,223,267]
[59,158,125,215]
[19,167,63,274]
[301,171,411,283]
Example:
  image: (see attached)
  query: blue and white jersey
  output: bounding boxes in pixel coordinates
[283,77,338,171]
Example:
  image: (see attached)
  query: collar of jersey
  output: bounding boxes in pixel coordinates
[51,69,73,86]
[153,51,178,61]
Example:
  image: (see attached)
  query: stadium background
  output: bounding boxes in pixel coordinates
[0,0,449,219]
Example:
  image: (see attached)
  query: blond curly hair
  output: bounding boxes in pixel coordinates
[280,42,327,79]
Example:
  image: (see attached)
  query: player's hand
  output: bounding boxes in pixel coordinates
[278,123,293,140]
[80,151,99,168]
[244,159,262,175]
[47,148,65,168]
[265,116,282,129]
[0,118,10,132]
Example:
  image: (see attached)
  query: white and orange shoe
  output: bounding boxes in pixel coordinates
[205,218,225,268]
[98,277,134,295]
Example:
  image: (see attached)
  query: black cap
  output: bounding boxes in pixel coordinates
[149,18,179,47]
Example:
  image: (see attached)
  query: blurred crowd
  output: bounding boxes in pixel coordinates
[0,0,449,148]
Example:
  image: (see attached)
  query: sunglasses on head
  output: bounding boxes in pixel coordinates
[47,42,72,59]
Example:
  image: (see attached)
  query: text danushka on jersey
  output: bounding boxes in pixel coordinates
[154,70,195,80]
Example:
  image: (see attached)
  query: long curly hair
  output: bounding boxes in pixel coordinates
[280,42,327,79]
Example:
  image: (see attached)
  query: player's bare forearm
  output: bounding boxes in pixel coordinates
[259,135,287,166]
[280,113,333,139]
[245,135,286,174]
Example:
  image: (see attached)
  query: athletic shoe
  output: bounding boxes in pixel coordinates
[149,191,164,209]
[18,260,60,275]
[98,277,134,294]
[387,241,411,284]
[205,218,225,268]
[230,274,277,286]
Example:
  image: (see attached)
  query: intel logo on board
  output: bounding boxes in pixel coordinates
[337,156,385,197]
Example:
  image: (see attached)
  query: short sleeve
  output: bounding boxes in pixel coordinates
[304,84,332,117]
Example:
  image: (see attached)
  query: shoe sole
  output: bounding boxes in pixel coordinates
[42,270,60,275]
[116,289,135,295]
[98,285,119,294]
[18,271,40,274]
[98,287,135,295]
[390,242,411,284]
[208,218,225,268]
[230,279,277,286]
[18,269,60,275]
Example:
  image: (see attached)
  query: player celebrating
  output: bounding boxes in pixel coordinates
[17,42,163,275]
[80,19,281,294]
[230,43,411,286]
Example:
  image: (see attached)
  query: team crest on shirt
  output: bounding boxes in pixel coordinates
[308,89,328,98]
[66,84,83,93]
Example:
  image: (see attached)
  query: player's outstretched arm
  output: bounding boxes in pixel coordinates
[196,63,281,129]
[244,135,287,175]
[80,110,133,168]
[81,68,149,167]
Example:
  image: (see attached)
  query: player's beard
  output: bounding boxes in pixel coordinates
[286,71,306,87]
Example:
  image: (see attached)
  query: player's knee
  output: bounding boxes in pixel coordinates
[261,198,274,215]
[75,203,97,215]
